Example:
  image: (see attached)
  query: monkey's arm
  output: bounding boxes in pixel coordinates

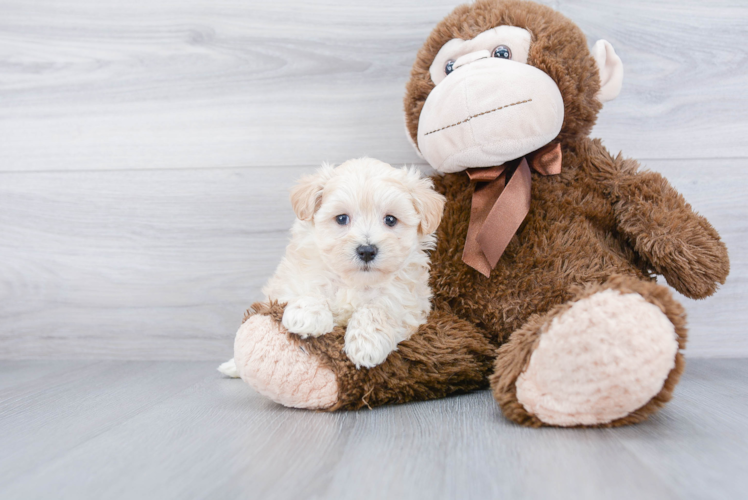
[585,140,729,299]
[615,170,729,299]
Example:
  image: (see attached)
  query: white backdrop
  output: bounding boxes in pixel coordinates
[1,0,745,359]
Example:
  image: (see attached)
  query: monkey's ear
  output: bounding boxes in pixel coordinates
[592,40,623,103]
[404,121,424,159]
[290,164,333,221]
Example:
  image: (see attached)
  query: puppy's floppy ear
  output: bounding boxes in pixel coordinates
[290,163,334,221]
[405,168,446,235]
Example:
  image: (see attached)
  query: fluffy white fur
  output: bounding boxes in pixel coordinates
[259,157,445,368]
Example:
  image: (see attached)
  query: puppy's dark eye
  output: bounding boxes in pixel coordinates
[384,215,397,227]
[445,60,455,75]
[492,45,512,59]
[335,214,349,225]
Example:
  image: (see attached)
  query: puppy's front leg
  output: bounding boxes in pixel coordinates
[345,305,405,369]
[282,297,335,338]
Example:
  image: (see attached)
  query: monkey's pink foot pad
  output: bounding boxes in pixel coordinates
[234,314,339,409]
[515,289,679,426]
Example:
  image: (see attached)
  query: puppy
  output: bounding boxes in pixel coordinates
[260,158,445,369]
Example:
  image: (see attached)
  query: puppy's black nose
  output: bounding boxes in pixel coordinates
[356,244,378,263]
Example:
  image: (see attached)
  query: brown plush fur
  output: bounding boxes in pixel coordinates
[245,0,729,425]
[243,301,496,410]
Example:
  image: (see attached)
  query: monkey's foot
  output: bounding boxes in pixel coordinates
[492,277,687,427]
[234,314,338,409]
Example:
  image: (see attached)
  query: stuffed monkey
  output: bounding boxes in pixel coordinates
[231,0,729,427]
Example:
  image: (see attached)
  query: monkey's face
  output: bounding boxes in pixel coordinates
[405,0,624,175]
[417,26,564,173]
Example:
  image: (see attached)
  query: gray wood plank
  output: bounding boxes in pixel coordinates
[0,166,308,360]
[0,157,745,359]
[0,0,456,172]
[0,359,746,499]
[568,0,748,160]
[0,360,96,396]
[318,396,676,500]
[609,359,748,500]
[0,361,212,486]
[1,0,746,174]
[1,0,745,359]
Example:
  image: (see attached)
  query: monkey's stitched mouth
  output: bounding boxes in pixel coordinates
[423,98,532,136]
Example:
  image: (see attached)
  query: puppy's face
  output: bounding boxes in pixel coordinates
[290,158,445,283]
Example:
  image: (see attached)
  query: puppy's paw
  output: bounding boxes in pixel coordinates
[282,298,334,338]
[344,309,398,369]
[345,332,392,368]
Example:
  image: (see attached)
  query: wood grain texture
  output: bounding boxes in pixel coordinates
[0,359,746,499]
[0,361,210,487]
[569,0,748,160]
[0,0,746,359]
[0,166,309,359]
[1,0,746,173]
[0,158,745,359]
[0,0,457,172]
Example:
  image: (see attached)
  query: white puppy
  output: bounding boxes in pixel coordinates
[259,158,444,369]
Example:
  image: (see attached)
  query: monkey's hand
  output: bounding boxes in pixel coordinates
[613,169,729,299]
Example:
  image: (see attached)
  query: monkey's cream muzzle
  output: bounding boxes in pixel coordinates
[417,56,564,174]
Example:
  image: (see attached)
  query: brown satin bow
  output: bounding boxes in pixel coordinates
[462,142,563,277]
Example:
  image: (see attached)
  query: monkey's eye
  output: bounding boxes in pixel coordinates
[384,215,398,227]
[492,45,512,60]
[335,214,350,225]
[445,60,455,75]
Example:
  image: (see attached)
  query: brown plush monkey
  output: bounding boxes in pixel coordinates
[231,0,729,427]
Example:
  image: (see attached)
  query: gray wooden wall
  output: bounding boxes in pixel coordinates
[1,0,746,359]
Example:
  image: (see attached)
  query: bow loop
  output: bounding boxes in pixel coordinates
[466,164,507,183]
[527,142,563,176]
[462,143,562,277]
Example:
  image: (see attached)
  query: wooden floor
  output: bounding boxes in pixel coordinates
[0,359,746,500]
